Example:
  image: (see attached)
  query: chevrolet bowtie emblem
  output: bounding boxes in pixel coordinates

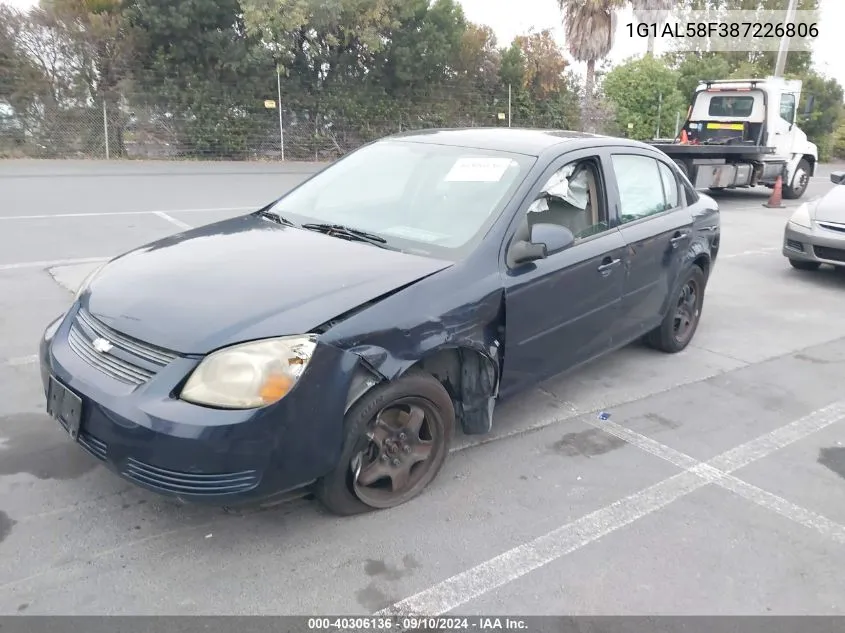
[92,337,113,353]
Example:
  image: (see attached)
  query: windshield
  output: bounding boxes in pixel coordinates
[267,140,535,259]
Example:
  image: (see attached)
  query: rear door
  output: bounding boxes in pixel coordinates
[499,150,627,396]
[607,150,694,343]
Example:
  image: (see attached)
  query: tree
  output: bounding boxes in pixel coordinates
[376,0,467,93]
[455,22,501,95]
[832,119,845,160]
[666,52,731,103]
[240,0,401,89]
[124,0,272,157]
[499,31,580,130]
[798,72,844,162]
[603,55,686,140]
[47,0,135,155]
[514,29,568,100]
[558,0,626,133]
[629,0,673,57]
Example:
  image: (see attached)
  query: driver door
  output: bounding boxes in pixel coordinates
[499,150,628,397]
[772,90,799,159]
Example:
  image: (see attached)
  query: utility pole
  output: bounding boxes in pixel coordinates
[774,0,800,77]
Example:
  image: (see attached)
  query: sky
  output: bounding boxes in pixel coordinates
[4,0,845,89]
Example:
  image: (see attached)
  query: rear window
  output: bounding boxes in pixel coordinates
[708,96,754,117]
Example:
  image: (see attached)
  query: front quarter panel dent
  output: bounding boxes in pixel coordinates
[333,291,505,436]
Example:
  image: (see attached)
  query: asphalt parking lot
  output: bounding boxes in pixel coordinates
[1,158,845,616]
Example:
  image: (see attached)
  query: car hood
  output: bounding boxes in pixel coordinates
[83,214,452,354]
[814,186,845,223]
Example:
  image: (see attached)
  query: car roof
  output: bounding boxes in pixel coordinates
[380,127,656,157]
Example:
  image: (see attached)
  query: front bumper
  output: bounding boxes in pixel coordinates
[782,221,845,267]
[39,304,360,506]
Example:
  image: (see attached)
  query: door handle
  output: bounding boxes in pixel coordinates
[670,232,691,248]
[597,258,621,275]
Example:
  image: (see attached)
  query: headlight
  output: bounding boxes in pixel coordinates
[74,262,107,301]
[789,203,812,229]
[180,335,317,409]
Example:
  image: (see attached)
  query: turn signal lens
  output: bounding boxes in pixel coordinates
[259,373,295,404]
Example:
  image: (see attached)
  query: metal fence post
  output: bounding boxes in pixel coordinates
[276,66,285,161]
[102,98,110,159]
[508,83,512,128]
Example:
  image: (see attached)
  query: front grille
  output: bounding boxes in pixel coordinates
[78,431,108,461]
[67,308,178,386]
[785,239,804,252]
[76,309,178,366]
[814,245,845,263]
[123,458,260,496]
[818,221,845,234]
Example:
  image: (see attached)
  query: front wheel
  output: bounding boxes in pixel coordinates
[314,371,455,516]
[783,159,811,200]
[645,265,707,354]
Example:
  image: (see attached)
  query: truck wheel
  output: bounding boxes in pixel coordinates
[645,265,706,354]
[314,371,455,516]
[783,159,811,200]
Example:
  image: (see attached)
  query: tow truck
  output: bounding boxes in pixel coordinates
[649,76,817,200]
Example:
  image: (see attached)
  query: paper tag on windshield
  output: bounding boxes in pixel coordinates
[445,157,513,182]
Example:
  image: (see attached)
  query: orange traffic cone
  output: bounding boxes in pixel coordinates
[679,129,689,144]
[763,175,785,208]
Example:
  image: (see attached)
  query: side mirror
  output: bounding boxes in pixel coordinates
[510,240,547,265]
[510,223,575,265]
[831,171,845,185]
[532,222,575,254]
[804,95,815,116]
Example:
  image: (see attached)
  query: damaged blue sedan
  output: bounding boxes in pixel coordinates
[39,128,720,515]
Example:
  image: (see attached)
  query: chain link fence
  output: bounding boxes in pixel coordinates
[1,77,619,161]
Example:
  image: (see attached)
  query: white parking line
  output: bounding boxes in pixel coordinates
[377,399,845,617]
[583,407,845,543]
[721,247,779,259]
[0,206,254,221]
[0,256,112,271]
[2,354,38,367]
[154,212,193,230]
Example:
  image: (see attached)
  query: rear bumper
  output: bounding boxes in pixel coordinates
[39,305,360,506]
[782,222,845,267]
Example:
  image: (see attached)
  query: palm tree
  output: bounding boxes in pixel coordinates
[558,0,625,133]
[630,0,674,57]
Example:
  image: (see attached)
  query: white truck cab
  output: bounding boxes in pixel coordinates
[657,77,818,200]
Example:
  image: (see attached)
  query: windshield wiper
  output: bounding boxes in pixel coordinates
[300,223,388,246]
[258,209,296,227]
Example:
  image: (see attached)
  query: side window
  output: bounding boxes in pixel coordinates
[525,157,609,241]
[611,154,671,224]
[780,94,796,124]
[658,161,680,209]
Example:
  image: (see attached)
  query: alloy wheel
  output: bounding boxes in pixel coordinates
[351,397,444,509]
[673,279,700,345]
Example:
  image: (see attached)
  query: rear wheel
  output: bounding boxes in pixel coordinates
[645,265,706,354]
[783,159,811,200]
[789,259,820,271]
[314,371,455,516]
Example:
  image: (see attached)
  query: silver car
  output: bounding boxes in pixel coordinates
[783,171,845,271]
